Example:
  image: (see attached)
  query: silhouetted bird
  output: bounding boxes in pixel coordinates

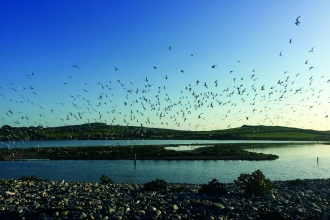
[295,16,301,26]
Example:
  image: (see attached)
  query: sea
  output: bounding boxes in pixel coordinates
[0,140,329,184]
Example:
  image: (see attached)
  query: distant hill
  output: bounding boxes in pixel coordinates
[0,123,329,141]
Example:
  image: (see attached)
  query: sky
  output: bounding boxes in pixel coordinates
[1,0,330,131]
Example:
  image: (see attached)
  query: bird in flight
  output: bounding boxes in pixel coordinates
[305,60,308,64]
[212,65,217,68]
[169,46,171,51]
[309,47,314,53]
[72,65,79,69]
[153,66,157,69]
[295,16,301,26]
[289,38,292,44]
[279,51,282,56]
[181,70,184,73]
[115,66,118,71]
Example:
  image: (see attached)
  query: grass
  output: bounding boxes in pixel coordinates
[1,123,330,141]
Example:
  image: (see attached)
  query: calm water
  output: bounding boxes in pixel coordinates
[0,139,321,149]
[1,143,329,184]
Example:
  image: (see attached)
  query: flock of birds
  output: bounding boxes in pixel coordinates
[1,16,329,137]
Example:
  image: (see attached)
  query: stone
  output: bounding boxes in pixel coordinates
[60,211,69,216]
[251,206,258,212]
[4,191,16,196]
[264,194,275,200]
[16,206,23,213]
[311,208,322,214]
[194,195,201,200]
[155,210,161,216]
[52,211,59,217]
[213,203,225,211]
[226,206,235,211]
[321,213,328,220]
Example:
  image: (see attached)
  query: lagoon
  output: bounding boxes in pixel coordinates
[1,143,329,184]
[0,139,323,149]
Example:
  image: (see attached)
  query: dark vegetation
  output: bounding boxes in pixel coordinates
[234,169,273,196]
[0,144,278,161]
[143,179,168,191]
[18,175,50,182]
[1,123,329,141]
[107,170,274,196]
[199,179,228,195]
[100,174,114,184]
[288,178,306,186]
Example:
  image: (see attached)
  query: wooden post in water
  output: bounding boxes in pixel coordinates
[317,157,319,163]
[134,154,136,164]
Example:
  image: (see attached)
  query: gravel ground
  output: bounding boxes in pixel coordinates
[0,178,329,220]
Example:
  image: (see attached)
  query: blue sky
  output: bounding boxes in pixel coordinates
[1,1,330,131]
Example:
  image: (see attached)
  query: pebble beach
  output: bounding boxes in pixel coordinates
[1,178,329,220]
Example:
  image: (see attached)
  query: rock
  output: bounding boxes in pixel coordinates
[226,206,235,211]
[173,204,179,210]
[213,203,225,211]
[78,212,87,219]
[197,201,213,209]
[60,211,69,216]
[264,194,276,200]
[250,206,258,212]
[4,191,16,196]
[16,206,23,213]
[155,210,161,216]
[194,195,201,200]
[294,207,303,213]
[321,213,328,220]
[172,195,179,200]
[311,208,322,214]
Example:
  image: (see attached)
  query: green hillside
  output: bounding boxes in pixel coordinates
[0,123,329,141]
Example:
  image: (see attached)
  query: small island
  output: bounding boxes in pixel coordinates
[0,144,278,161]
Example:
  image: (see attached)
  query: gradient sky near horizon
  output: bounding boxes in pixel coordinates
[1,1,330,131]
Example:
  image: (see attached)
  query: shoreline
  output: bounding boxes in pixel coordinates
[0,145,279,161]
[1,177,329,219]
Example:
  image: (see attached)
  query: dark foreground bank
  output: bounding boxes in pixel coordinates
[1,177,329,220]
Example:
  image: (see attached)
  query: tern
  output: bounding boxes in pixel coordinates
[295,16,301,26]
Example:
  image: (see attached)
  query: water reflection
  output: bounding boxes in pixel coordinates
[1,144,329,184]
